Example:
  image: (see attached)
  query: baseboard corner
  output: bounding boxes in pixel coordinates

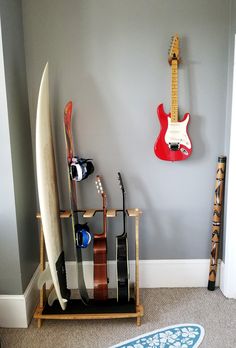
[0,265,40,328]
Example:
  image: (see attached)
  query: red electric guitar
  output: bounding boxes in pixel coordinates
[154,34,192,161]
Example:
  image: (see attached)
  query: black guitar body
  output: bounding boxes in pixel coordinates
[116,172,130,303]
[116,236,129,302]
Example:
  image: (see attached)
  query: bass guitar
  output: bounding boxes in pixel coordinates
[116,172,130,303]
[93,175,108,301]
[154,34,192,161]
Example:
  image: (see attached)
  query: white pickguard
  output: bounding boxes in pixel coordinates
[164,115,191,149]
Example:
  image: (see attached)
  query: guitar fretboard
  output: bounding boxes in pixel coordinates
[101,193,107,238]
[171,59,178,123]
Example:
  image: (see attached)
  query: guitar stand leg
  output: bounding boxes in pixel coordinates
[135,212,140,324]
[37,318,42,328]
[137,316,141,326]
[37,222,46,328]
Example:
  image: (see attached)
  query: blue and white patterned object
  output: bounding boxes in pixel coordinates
[110,324,205,348]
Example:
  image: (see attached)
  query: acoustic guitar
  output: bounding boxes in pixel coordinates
[93,175,108,301]
[116,172,130,303]
[154,34,192,161]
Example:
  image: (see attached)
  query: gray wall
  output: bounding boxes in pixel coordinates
[21,0,230,262]
[0,0,38,294]
[0,10,21,294]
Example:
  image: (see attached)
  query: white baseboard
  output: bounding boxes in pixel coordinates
[0,266,40,328]
[220,261,226,294]
[220,260,236,298]
[63,259,221,290]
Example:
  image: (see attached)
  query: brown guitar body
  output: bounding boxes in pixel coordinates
[94,176,108,301]
[94,236,108,301]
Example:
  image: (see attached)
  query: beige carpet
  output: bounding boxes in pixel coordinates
[0,288,236,348]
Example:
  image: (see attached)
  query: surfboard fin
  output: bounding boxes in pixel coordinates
[48,287,58,306]
[38,266,52,289]
[48,287,68,307]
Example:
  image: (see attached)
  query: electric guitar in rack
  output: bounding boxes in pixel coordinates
[93,175,108,301]
[116,172,130,303]
[154,34,192,161]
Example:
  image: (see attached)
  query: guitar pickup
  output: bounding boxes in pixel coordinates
[168,142,180,151]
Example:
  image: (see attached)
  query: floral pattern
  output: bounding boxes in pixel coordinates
[110,324,204,348]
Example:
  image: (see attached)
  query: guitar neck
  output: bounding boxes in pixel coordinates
[171,59,178,122]
[121,189,127,238]
[102,194,107,238]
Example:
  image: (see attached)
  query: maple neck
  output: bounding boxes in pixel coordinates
[171,59,178,122]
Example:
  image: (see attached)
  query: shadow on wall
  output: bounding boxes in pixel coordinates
[129,175,162,260]
[180,36,206,161]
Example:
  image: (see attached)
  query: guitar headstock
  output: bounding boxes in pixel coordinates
[95,175,107,212]
[117,172,125,194]
[168,34,180,65]
[95,175,106,198]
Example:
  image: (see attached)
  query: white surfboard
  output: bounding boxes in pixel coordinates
[36,63,70,310]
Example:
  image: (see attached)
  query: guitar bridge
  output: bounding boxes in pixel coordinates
[169,142,180,151]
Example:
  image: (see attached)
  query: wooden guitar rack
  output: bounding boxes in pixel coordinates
[34,208,143,327]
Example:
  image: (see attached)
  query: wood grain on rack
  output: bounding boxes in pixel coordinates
[36,211,71,219]
[34,304,144,321]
